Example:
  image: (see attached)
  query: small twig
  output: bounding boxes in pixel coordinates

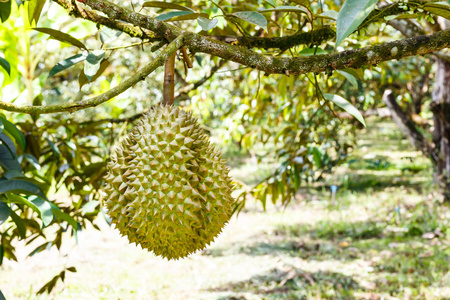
[0,35,185,114]
[180,47,193,68]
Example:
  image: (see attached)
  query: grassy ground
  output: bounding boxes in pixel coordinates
[1,118,449,300]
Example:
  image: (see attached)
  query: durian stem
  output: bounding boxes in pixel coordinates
[163,53,176,106]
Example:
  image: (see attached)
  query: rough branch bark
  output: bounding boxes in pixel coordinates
[0,35,185,114]
[77,0,450,75]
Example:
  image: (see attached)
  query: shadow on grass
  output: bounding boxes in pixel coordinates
[211,266,360,300]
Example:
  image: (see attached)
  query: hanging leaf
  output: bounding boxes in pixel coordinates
[0,179,48,199]
[318,10,338,21]
[336,70,358,87]
[84,50,105,83]
[0,0,11,23]
[142,1,194,12]
[198,17,218,31]
[81,200,100,215]
[155,11,192,21]
[48,53,88,78]
[323,93,366,127]
[33,28,87,50]
[231,11,268,31]
[0,116,26,150]
[0,56,9,75]
[28,0,46,25]
[24,154,41,170]
[10,209,26,239]
[423,3,450,20]
[336,0,378,47]
[49,203,78,229]
[6,194,41,216]
[100,27,122,44]
[29,196,53,227]
[0,132,17,157]
[79,59,110,88]
[0,201,10,225]
[170,12,200,22]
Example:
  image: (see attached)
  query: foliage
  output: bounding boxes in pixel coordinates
[0,0,449,295]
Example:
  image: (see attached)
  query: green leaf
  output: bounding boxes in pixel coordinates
[66,266,77,272]
[0,116,26,150]
[46,138,60,158]
[298,47,328,56]
[48,53,87,78]
[28,0,46,25]
[0,245,3,266]
[33,28,87,50]
[24,154,41,170]
[0,201,10,224]
[0,141,22,171]
[312,147,322,168]
[100,27,122,44]
[81,200,99,215]
[155,10,192,21]
[5,194,41,216]
[0,118,3,134]
[84,50,105,83]
[318,10,338,21]
[323,93,366,127]
[0,0,11,23]
[231,11,267,31]
[79,58,110,88]
[29,196,53,227]
[423,3,450,20]
[170,12,200,22]
[0,179,48,199]
[198,17,218,31]
[142,1,194,12]
[0,289,5,300]
[336,0,378,47]
[0,56,10,75]
[336,70,358,87]
[0,132,17,157]
[10,209,26,239]
[49,203,78,229]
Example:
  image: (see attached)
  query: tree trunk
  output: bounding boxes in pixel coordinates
[431,58,450,200]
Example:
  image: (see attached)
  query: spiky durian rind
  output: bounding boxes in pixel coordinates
[103,106,234,259]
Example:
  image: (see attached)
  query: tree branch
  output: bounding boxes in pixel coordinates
[0,35,185,114]
[383,89,439,163]
[78,0,450,75]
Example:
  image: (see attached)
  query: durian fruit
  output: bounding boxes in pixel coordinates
[103,105,234,259]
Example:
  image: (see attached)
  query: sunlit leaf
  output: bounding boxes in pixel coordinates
[423,3,450,19]
[82,200,99,215]
[34,28,87,50]
[336,0,378,46]
[231,11,267,31]
[49,203,78,229]
[79,59,110,88]
[84,50,105,83]
[323,93,366,127]
[29,196,53,227]
[318,10,338,21]
[198,17,218,31]
[100,27,122,44]
[155,10,192,21]
[48,53,87,78]
[336,70,358,87]
[28,0,46,25]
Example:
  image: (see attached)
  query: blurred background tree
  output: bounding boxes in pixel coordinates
[0,0,449,295]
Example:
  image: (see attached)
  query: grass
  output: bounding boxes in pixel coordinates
[1,117,449,300]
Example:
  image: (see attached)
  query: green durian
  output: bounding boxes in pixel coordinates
[103,105,234,259]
